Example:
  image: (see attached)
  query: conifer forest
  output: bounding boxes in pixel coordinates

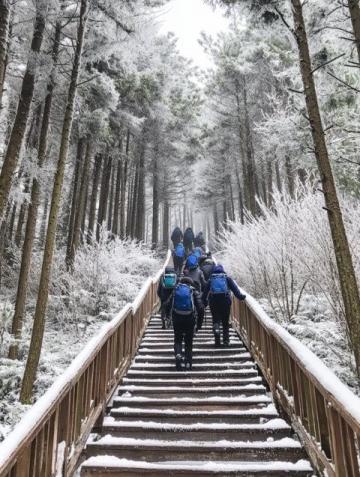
[1,2,360,470]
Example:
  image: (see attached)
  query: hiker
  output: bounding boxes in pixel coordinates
[183,227,194,255]
[171,227,183,248]
[194,231,205,249]
[172,276,204,371]
[157,266,177,329]
[184,254,206,294]
[203,264,246,347]
[200,255,215,281]
[172,242,186,275]
[192,246,204,260]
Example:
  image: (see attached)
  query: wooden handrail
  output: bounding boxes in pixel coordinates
[231,292,360,477]
[0,251,170,477]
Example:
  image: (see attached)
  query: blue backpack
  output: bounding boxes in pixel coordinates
[193,247,202,259]
[163,273,177,289]
[173,284,194,315]
[186,254,198,270]
[175,243,185,258]
[210,273,229,295]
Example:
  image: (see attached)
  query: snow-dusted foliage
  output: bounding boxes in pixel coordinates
[0,237,160,440]
[218,182,360,390]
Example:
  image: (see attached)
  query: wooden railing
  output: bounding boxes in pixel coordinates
[0,252,170,477]
[232,293,360,477]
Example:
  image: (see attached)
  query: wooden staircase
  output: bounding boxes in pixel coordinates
[80,312,314,476]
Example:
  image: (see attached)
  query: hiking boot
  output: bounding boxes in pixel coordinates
[175,354,182,371]
[185,361,192,371]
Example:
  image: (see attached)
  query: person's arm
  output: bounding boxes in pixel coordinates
[200,270,207,291]
[228,277,246,301]
[193,289,204,329]
[202,279,210,306]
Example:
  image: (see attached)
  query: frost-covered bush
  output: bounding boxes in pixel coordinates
[51,231,160,322]
[219,182,360,327]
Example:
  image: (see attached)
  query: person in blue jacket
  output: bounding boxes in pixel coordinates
[203,264,246,347]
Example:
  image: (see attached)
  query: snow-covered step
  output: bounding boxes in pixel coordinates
[81,457,314,477]
[134,353,251,364]
[100,416,292,441]
[112,395,272,411]
[122,376,264,386]
[84,435,307,462]
[138,342,244,349]
[117,384,266,398]
[130,362,256,372]
[109,405,280,424]
[137,347,247,356]
[126,368,260,379]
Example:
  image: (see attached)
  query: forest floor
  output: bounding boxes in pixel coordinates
[0,245,161,441]
[259,293,360,397]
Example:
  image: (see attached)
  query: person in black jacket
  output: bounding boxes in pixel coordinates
[200,256,215,281]
[172,276,204,371]
[171,227,183,248]
[157,267,177,329]
[203,264,246,347]
[194,231,205,249]
[183,227,194,255]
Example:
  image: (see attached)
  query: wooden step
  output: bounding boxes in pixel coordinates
[134,354,251,364]
[81,456,313,477]
[118,384,266,398]
[126,369,260,379]
[112,396,272,411]
[122,376,264,387]
[84,436,307,462]
[100,417,292,441]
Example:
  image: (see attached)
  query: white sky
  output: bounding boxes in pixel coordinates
[159,0,230,69]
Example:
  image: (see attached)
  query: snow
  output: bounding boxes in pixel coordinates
[120,384,265,392]
[110,404,278,416]
[244,292,360,422]
[103,417,290,430]
[114,395,271,403]
[94,435,302,448]
[0,252,168,462]
[81,457,313,472]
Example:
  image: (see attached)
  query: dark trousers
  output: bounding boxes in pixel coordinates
[173,313,196,363]
[210,299,231,343]
[161,299,172,326]
[173,256,184,275]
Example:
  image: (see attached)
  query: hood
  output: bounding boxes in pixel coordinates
[213,264,225,274]
[165,266,175,274]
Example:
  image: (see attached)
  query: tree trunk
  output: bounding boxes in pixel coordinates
[120,130,130,238]
[152,153,159,248]
[267,160,273,208]
[126,168,134,238]
[8,21,61,361]
[0,0,10,110]
[96,155,112,241]
[87,154,102,243]
[285,155,294,198]
[213,203,219,235]
[67,141,92,270]
[14,201,27,247]
[275,160,282,192]
[243,82,257,216]
[130,159,140,239]
[0,6,47,220]
[20,0,88,403]
[107,157,116,232]
[163,200,169,248]
[65,138,85,266]
[112,145,122,236]
[292,0,360,374]
[8,203,16,241]
[135,141,145,241]
[81,178,89,236]
[348,0,360,64]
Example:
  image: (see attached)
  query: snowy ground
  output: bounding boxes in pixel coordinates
[0,240,161,441]
[258,293,360,397]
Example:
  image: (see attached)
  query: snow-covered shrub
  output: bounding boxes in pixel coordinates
[50,230,160,323]
[219,181,360,327]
